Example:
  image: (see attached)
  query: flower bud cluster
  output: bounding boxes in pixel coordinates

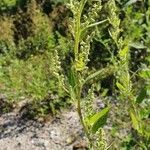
[107,0,132,98]
[50,49,66,90]
[107,0,121,44]
[51,49,61,77]
[67,0,81,37]
[75,30,96,71]
[82,1,102,27]
[68,0,101,71]
[83,86,95,119]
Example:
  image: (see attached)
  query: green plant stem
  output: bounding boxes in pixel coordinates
[73,0,95,148]
[77,98,90,137]
[76,83,93,148]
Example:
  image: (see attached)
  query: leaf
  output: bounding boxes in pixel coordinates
[125,0,138,7]
[139,69,150,79]
[68,85,76,101]
[136,87,147,103]
[116,82,125,91]
[84,66,115,84]
[146,56,150,62]
[142,119,150,138]
[87,107,110,133]
[82,19,108,32]
[130,110,139,131]
[85,70,104,83]
[67,68,76,88]
[129,42,147,49]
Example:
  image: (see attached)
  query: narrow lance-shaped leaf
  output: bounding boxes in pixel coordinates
[116,82,125,91]
[125,0,138,7]
[86,107,110,133]
[84,65,115,84]
[81,19,108,33]
[129,42,147,49]
[130,110,140,131]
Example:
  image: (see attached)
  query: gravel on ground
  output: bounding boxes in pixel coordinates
[0,108,88,150]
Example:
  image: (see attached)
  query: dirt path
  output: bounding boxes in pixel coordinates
[0,108,87,150]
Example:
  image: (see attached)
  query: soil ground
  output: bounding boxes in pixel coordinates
[0,107,88,150]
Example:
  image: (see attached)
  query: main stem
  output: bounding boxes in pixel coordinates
[73,0,94,148]
[76,83,93,146]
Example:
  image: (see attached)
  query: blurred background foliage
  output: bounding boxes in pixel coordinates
[0,0,149,149]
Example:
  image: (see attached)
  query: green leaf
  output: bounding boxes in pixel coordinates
[85,70,104,83]
[142,119,150,138]
[68,85,76,101]
[67,68,76,88]
[2,0,16,6]
[130,110,140,131]
[146,56,150,62]
[84,66,115,84]
[87,107,110,133]
[116,82,125,91]
[136,87,147,103]
[82,19,108,32]
[129,42,147,49]
[125,0,138,7]
[139,69,150,79]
